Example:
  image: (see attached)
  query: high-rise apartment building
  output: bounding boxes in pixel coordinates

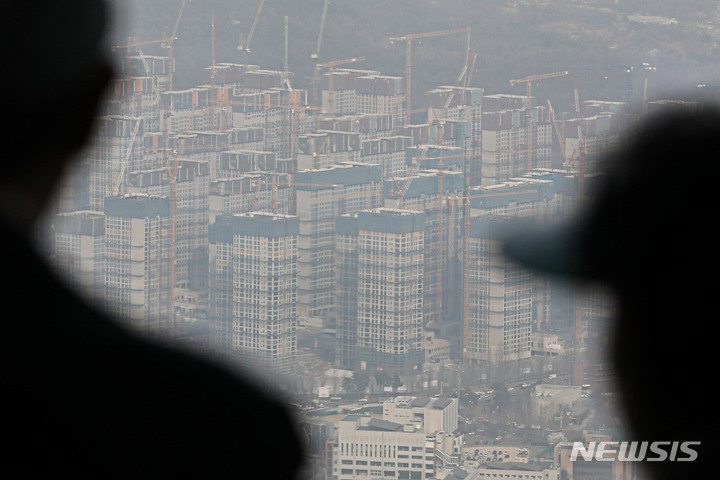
[562,100,631,176]
[230,86,309,158]
[142,128,265,178]
[102,54,171,132]
[320,68,381,117]
[209,212,299,377]
[319,114,396,141]
[126,160,210,291]
[356,75,407,127]
[295,163,383,322]
[297,131,361,170]
[384,170,465,330]
[481,94,552,186]
[159,86,233,135]
[335,209,425,374]
[426,85,484,183]
[464,216,533,365]
[466,170,613,344]
[208,172,293,223]
[103,194,172,340]
[360,136,414,179]
[52,211,106,305]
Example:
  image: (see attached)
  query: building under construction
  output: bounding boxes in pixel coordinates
[335,208,426,374]
[209,212,299,377]
[295,162,383,323]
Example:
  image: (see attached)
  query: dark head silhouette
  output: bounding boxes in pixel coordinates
[504,106,718,479]
[0,2,303,476]
[2,1,112,220]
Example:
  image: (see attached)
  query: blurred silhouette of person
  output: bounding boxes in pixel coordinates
[503,106,716,479]
[1,1,303,477]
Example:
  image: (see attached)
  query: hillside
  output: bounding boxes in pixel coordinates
[108,0,720,116]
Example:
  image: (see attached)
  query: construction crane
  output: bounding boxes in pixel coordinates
[111,37,167,53]
[509,70,569,171]
[389,27,471,126]
[572,75,586,197]
[308,135,330,170]
[431,52,476,146]
[464,51,478,88]
[316,56,366,116]
[403,54,474,173]
[112,118,142,197]
[284,75,304,213]
[112,36,162,96]
[238,0,266,53]
[161,0,188,91]
[546,99,567,163]
[310,0,331,111]
[388,176,412,209]
[311,0,330,60]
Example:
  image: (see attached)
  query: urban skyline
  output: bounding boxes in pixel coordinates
[38,2,716,478]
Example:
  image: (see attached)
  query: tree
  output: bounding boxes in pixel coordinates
[343,371,370,394]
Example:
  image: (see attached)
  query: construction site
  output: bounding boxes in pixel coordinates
[38,2,720,480]
[48,0,709,387]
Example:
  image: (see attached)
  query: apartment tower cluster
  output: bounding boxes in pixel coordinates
[48,42,637,382]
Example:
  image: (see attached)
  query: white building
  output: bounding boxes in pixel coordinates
[383,396,458,435]
[334,396,460,480]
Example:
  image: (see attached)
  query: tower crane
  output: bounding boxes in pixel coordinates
[546,99,567,163]
[111,37,167,53]
[112,118,142,197]
[572,75,586,197]
[315,56,366,116]
[509,70,569,171]
[309,135,330,170]
[431,52,476,146]
[161,0,188,91]
[285,75,303,213]
[311,0,330,60]
[311,0,331,110]
[389,27,471,126]
[238,0,266,53]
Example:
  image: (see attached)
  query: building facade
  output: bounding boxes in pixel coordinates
[336,209,425,374]
[209,212,299,377]
[464,216,533,365]
[103,194,172,340]
[52,210,106,305]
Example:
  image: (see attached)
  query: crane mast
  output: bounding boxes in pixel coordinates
[389,27,471,126]
[509,70,569,172]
